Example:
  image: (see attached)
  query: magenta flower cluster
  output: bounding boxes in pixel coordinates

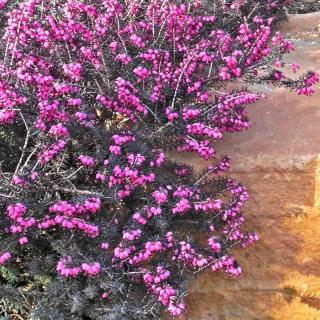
[0,0,317,319]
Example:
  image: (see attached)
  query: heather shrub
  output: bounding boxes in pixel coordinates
[289,0,320,13]
[0,0,318,319]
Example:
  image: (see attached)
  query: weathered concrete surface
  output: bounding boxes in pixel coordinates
[169,13,320,320]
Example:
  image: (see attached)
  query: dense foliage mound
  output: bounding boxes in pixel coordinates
[289,0,320,13]
[0,0,318,319]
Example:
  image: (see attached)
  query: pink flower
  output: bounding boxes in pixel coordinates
[0,252,11,265]
[96,172,106,182]
[81,262,101,276]
[19,236,29,245]
[63,63,83,81]
[0,0,7,10]
[49,123,69,137]
[291,63,300,73]
[78,155,96,167]
[101,292,109,299]
[101,242,109,250]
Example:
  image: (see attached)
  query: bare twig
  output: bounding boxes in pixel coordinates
[14,111,31,176]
